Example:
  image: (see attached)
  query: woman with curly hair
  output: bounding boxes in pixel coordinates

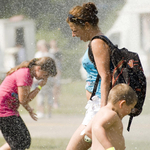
[66,2,112,150]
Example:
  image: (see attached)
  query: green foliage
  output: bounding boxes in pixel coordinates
[36,29,85,79]
[0,0,125,79]
[36,29,67,46]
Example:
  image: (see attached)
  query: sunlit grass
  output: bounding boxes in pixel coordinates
[19,80,150,116]
[0,138,69,150]
[19,80,87,115]
[1,80,150,149]
[126,140,150,150]
[30,138,69,150]
[1,138,150,150]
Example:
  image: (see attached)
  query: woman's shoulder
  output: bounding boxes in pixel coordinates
[91,37,107,46]
[90,36,110,53]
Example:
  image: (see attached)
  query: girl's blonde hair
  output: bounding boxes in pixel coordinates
[7,57,57,77]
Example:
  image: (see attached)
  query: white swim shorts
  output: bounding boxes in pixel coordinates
[82,95,101,126]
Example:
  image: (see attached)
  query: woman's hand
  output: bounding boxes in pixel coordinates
[29,108,38,121]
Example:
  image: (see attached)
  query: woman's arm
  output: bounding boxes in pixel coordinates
[91,39,111,107]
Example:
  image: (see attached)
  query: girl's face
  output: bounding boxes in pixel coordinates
[69,22,89,42]
[34,66,49,80]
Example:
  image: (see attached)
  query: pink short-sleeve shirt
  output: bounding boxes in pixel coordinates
[0,68,33,117]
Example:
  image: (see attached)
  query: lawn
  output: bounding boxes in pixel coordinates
[1,138,150,150]
[18,80,87,115]
[0,137,69,150]
[0,80,150,149]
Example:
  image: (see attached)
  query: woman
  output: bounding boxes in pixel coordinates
[0,57,57,150]
[66,2,111,150]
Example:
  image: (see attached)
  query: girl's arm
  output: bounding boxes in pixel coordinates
[91,39,111,107]
[17,78,48,120]
[22,103,37,121]
[18,78,48,104]
[18,86,40,104]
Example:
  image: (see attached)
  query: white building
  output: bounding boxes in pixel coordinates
[106,0,150,77]
[0,16,35,78]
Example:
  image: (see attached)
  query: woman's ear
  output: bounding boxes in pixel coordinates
[84,22,91,30]
[119,100,126,108]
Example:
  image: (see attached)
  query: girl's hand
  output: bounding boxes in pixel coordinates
[38,78,48,87]
[29,108,38,121]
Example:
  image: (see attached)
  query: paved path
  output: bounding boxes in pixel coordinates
[0,114,150,141]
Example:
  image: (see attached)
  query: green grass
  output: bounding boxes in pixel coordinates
[1,80,150,149]
[0,138,69,150]
[30,138,69,150]
[126,140,150,150]
[19,80,150,116]
[1,138,150,150]
[52,80,87,115]
[19,80,87,115]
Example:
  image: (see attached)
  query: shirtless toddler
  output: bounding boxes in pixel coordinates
[84,83,138,150]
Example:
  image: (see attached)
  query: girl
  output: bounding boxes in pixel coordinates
[0,57,57,150]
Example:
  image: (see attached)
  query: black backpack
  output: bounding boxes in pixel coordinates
[88,35,147,131]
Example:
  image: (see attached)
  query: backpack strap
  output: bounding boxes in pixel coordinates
[127,116,133,131]
[90,74,100,100]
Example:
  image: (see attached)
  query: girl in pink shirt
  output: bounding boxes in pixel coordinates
[0,57,57,150]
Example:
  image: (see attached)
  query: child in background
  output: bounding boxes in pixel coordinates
[84,84,138,150]
[49,40,62,109]
[34,40,55,118]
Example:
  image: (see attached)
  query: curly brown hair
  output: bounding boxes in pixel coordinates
[66,2,99,27]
